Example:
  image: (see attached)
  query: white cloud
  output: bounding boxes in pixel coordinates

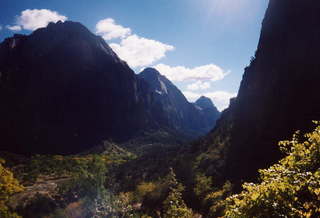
[8,9,67,31]
[153,63,228,82]
[183,90,237,111]
[6,25,22,31]
[96,18,131,40]
[95,18,174,68]
[187,81,211,91]
[205,91,237,111]
[110,35,174,68]
[183,91,202,102]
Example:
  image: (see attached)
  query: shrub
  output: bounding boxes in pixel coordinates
[225,122,320,217]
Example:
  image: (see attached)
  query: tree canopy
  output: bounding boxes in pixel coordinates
[225,122,320,217]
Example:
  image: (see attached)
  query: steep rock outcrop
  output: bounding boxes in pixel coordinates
[139,68,220,137]
[0,21,221,154]
[0,21,152,154]
[194,96,220,127]
[199,0,320,183]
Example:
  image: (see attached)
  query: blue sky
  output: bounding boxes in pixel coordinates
[0,0,269,110]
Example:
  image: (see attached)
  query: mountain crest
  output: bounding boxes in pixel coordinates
[0,20,146,154]
[139,68,171,95]
[195,96,215,110]
[139,68,220,137]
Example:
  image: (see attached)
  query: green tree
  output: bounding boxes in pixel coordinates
[135,182,157,202]
[0,159,24,218]
[162,168,193,218]
[205,181,232,217]
[225,122,320,217]
[193,172,213,198]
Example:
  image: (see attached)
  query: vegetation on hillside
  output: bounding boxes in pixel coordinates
[225,122,320,217]
[0,158,24,218]
[2,123,320,217]
[0,149,139,218]
[162,168,193,218]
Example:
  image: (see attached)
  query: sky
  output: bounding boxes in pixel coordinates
[0,0,269,111]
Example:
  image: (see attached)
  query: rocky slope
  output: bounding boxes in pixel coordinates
[0,21,153,154]
[139,68,220,137]
[198,0,320,183]
[0,22,219,154]
[194,96,220,128]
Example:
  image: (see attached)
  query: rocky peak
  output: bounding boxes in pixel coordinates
[38,21,93,37]
[0,21,146,154]
[195,96,215,110]
[140,67,161,77]
[14,20,123,64]
[139,68,171,95]
[139,68,164,85]
[138,68,220,138]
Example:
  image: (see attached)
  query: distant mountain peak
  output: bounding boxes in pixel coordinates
[46,20,86,30]
[140,68,161,77]
[138,68,220,136]
[195,96,215,110]
[139,68,171,95]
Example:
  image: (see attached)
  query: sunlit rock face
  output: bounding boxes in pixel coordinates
[202,0,320,183]
[0,21,153,154]
[139,68,220,138]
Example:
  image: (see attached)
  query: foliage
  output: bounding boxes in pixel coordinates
[15,154,120,217]
[205,181,232,217]
[60,155,108,201]
[135,182,157,202]
[225,122,320,217]
[162,168,193,218]
[193,172,213,198]
[0,159,24,218]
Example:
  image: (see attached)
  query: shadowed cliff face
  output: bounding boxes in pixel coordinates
[0,21,220,155]
[201,0,320,183]
[0,21,152,154]
[194,96,220,129]
[139,68,220,138]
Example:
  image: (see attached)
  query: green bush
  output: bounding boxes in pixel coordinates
[0,159,24,218]
[225,122,320,217]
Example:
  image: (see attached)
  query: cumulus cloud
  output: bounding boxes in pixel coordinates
[187,81,211,91]
[183,90,237,111]
[6,25,22,31]
[96,18,131,40]
[183,91,202,102]
[110,35,174,68]
[8,9,67,31]
[205,91,237,111]
[153,63,228,82]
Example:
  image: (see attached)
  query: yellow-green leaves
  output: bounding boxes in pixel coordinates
[0,159,24,218]
[225,123,320,217]
[162,168,193,218]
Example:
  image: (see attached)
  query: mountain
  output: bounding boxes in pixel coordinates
[0,21,220,155]
[196,0,320,184]
[0,21,154,154]
[194,96,220,127]
[195,96,215,109]
[139,68,220,138]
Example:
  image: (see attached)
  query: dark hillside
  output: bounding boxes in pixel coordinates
[197,0,320,184]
